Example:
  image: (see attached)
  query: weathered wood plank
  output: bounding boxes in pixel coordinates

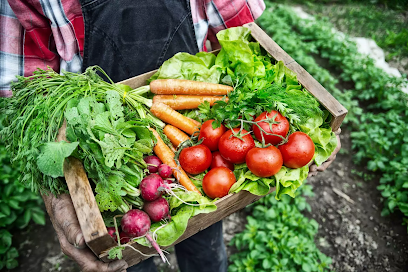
[99,188,274,266]
[243,22,348,131]
[58,122,117,256]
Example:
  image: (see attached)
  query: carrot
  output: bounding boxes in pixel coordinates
[152,95,228,110]
[150,102,200,135]
[149,128,201,195]
[150,79,233,96]
[163,125,190,147]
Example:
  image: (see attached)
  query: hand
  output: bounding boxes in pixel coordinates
[42,193,128,272]
[308,128,342,178]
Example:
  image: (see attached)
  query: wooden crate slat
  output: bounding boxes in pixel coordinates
[63,157,117,255]
[99,189,274,266]
[243,22,348,131]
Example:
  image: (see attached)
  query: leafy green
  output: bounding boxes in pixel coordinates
[229,184,332,272]
[65,92,154,213]
[149,52,223,83]
[108,246,125,260]
[37,141,79,178]
[230,164,308,200]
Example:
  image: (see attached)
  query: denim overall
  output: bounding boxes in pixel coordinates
[79,0,227,271]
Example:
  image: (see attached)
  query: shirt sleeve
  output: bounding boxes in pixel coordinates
[1,0,83,97]
[205,0,266,48]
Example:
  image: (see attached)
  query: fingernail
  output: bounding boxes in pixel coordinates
[75,233,85,248]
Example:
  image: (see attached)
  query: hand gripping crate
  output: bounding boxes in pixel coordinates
[62,22,347,266]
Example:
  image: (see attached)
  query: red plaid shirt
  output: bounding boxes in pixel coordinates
[0,0,265,97]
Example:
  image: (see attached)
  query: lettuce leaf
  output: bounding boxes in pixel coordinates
[149,52,223,83]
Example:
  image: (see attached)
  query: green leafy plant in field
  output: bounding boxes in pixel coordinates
[301,3,408,63]
[229,184,332,272]
[258,3,408,229]
[0,114,46,270]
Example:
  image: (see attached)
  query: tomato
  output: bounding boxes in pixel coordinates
[218,128,255,164]
[278,132,315,168]
[252,111,289,145]
[198,120,226,151]
[179,144,212,174]
[246,146,283,177]
[210,151,234,171]
[202,167,236,199]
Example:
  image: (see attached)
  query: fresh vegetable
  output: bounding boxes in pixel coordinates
[279,132,315,169]
[150,79,233,96]
[246,146,283,177]
[150,128,201,194]
[198,120,226,151]
[150,102,200,135]
[143,197,170,222]
[163,125,190,147]
[152,95,227,110]
[140,174,164,201]
[210,151,234,171]
[107,227,118,241]
[119,232,131,244]
[218,128,255,164]
[120,209,166,262]
[144,156,162,173]
[158,164,172,179]
[202,167,236,199]
[179,145,212,175]
[0,67,161,195]
[252,110,289,145]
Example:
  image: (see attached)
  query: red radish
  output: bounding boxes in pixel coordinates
[107,227,118,242]
[158,164,172,178]
[140,173,164,201]
[121,209,166,262]
[143,155,162,173]
[119,231,131,244]
[143,197,170,222]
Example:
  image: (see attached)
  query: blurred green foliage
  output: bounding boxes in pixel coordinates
[0,111,46,270]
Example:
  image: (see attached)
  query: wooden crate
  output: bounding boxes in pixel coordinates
[64,22,347,267]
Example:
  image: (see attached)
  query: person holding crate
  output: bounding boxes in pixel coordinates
[0,0,341,271]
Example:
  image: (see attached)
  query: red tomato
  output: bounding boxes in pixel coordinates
[198,120,226,151]
[210,151,234,171]
[246,146,283,177]
[252,111,289,145]
[278,132,315,168]
[218,128,255,164]
[179,144,212,174]
[202,167,236,199]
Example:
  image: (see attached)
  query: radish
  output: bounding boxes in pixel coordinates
[119,231,131,244]
[158,164,172,178]
[107,227,117,242]
[121,209,166,262]
[143,155,162,173]
[143,197,170,222]
[140,174,164,201]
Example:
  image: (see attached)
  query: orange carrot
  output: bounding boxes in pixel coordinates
[152,95,228,110]
[150,102,200,135]
[163,125,190,147]
[150,79,233,95]
[149,128,201,194]
[187,117,201,127]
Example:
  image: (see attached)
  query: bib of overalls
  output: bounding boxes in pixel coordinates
[79,0,199,82]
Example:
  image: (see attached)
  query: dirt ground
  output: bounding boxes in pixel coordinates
[6,129,408,272]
